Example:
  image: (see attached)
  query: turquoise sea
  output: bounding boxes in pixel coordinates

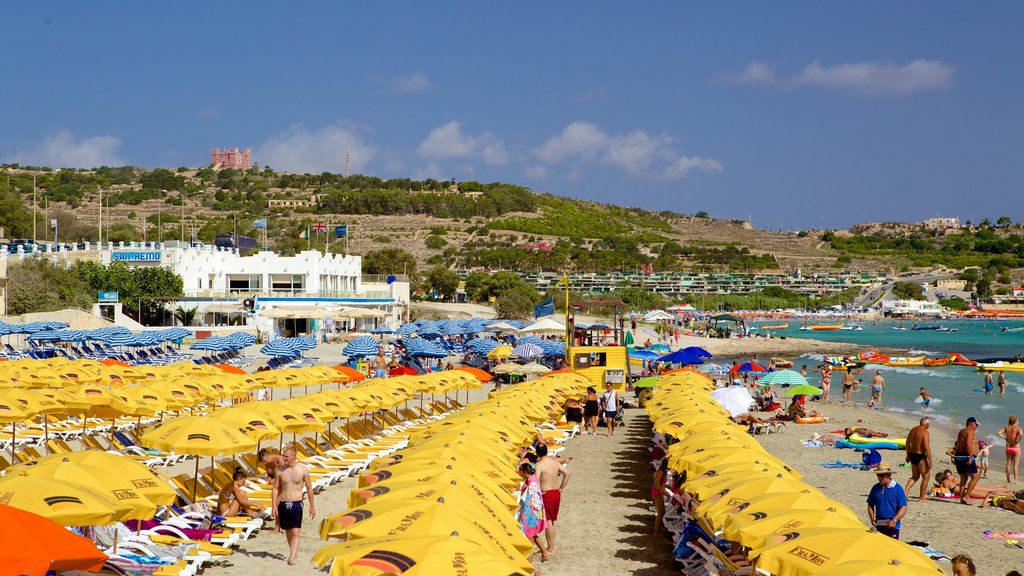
[760,319,1024,462]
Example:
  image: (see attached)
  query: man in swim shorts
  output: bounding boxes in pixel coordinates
[271,445,316,565]
[918,387,934,409]
[905,417,933,502]
[870,371,886,407]
[953,417,981,506]
[535,444,570,557]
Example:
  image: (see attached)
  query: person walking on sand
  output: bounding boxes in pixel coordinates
[271,445,316,565]
[535,444,570,557]
[997,415,1021,484]
[953,417,982,505]
[870,371,886,407]
[515,461,550,561]
[905,417,933,502]
[582,387,600,435]
[867,466,908,539]
[601,383,619,437]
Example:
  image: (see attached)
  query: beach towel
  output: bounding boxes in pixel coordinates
[818,460,871,470]
[983,530,1024,539]
[802,440,824,447]
[516,474,547,539]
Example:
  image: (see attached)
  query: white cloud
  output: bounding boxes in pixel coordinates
[10,130,125,168]
[535,122,720,180]
[723,62,777,85]
[417,121,508,165]
[413,163,444,181]
[660,156,723,180]
[391,72,432,93]
[726,59,954,96]
[792,59,954,96]
[524,165,548,179]
[257,124,375,173]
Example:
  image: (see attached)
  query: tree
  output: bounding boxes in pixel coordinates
[495,286,537,319]
[426,267,460,301]
[74,261,184,323]
[0,185,32,239]
[425,235,447,250]
[997,216,1013,227]
[463,272,490,302]
[174,306,198,326]
[477,271,538,302]
[891,281,925,300]
[694,211,709,219]
[361,248,417,277]
[6,258,94,314]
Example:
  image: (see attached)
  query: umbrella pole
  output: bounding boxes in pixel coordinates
[43,416,49,454]
[10,422,14,463]
[192,457,199,503]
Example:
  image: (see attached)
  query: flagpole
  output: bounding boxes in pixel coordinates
[563,273,570,358]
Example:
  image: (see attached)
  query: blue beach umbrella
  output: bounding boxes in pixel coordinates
[511,343,544,359]
[657,349,704,365]
[343,336,379,358]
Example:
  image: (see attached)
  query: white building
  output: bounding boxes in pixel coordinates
[880,299,943,317]
[921,217,960,231]
[0,241,408,335]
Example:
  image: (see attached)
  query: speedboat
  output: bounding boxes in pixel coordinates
[910,325,940,331]
[891,325,907,331]
[936,327,958,333]
[976,361,1024,372]
[842,324,863,331]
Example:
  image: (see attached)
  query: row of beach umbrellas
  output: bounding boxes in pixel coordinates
[645,370,940,575]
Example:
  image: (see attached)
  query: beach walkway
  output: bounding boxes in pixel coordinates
[540,409,678,576]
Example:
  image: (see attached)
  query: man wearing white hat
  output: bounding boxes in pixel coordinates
[867,465,908,540]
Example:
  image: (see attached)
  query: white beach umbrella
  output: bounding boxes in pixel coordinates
[710,386,755,417]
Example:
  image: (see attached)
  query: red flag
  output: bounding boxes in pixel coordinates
[313,223,328,233]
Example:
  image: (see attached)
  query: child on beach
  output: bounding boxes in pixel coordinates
[516,461,550,561]
[919,387,935,410]
[978,441,991,479]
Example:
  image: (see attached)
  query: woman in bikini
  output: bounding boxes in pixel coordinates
[932,469,1014,499]
[998,415,1022,484]
[981,491,1024,514]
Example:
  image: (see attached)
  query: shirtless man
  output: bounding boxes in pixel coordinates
[905,417,933,502]
[953,417,981,506]
[535,444,570,557]
[373,351,388,378]
[918,387,935,410]
[271,445,316,565]
[870,371,886,407]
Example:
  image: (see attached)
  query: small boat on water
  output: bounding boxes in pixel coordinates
[1002,326,1024,333]
[842,324,863,331]
[891,325,908,331]
[936,327,958,332]
[761,323,789,330]
[976,361,1024,372]
[810,324,844,331]
[910,325,941,331]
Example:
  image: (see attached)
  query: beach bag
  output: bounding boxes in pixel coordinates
[862,449,882,468]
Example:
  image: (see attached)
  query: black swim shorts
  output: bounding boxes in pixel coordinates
[277,500,303,530]
[953,453,978,476]
[907,452,927,467]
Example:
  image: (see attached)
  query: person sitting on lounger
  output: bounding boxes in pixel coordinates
[218,467,264,517]
[787,398,821,420]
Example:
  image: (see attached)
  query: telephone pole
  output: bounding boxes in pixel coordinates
[344,152,351,177]
[32,175,37,242]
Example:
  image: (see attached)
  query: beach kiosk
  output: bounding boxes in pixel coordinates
[567,344,629,391]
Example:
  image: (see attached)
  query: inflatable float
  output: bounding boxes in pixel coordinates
[810,324,844,331]
[923,357,951,367]
[795,416,826,424]
[948,353,977,366]
[976,361,1024,372]
[848,433,906,449]
[886,356,925,367]
[836,439,902,451]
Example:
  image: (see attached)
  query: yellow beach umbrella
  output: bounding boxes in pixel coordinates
[318,497,533,563]
[346,475,517,510]
[10,460,159,520]
[140,415,257,457]
[698,480,824,529]
[751,528,941,576]
[312,534,532,576]
[209,407,283,441]
[724,507,863,549]
[486,346,513,360]
[358,461,519,491]
[0,475,134,526]
[820,561,946,576]
[9,450,176,506]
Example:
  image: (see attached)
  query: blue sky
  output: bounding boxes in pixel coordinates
[2,2,1022,229]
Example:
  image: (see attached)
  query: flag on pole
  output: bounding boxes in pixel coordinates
[557,275,569,287]
[298,229,308,239]
[533,297,555,318]
[334,224,348,238]
[312,223,328,233]
[253,218,267,229]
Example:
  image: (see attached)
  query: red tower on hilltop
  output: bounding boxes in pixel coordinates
[210,147,252,169]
